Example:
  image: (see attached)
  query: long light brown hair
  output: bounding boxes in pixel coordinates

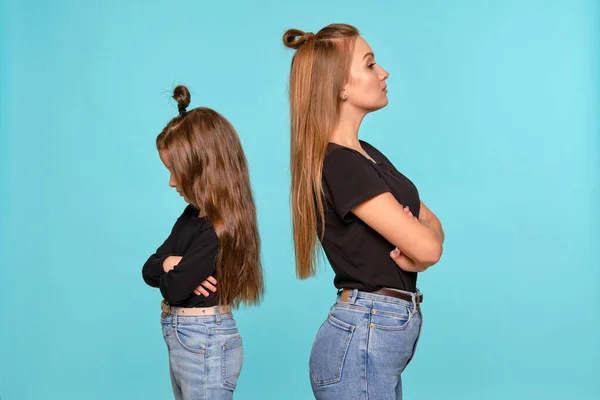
[156,85,264,307]
[283,24,359,279]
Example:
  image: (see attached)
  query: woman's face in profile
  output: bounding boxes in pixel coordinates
[345,36,390,112]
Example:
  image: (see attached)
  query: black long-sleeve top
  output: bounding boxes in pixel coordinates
[142,205,219,307]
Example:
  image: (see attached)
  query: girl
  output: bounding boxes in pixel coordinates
[283,24,445,399]
[142,85,263,400]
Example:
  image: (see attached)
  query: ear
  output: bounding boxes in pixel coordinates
[340,85,349,101]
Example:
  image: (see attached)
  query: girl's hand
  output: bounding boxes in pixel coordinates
[163,256,183,272]
[194,276,218,297]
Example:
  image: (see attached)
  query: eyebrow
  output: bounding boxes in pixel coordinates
[363,52,375,60]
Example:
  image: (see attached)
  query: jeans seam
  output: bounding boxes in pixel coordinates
[403,311,423,370]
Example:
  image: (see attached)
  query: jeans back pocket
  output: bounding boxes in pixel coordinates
[222,335,243,390]
[309,313,355,386]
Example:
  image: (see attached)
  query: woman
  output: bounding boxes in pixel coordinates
[283,24,445,399]
[142,85,264,400]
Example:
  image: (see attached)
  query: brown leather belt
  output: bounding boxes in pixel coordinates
[340,288,423,304]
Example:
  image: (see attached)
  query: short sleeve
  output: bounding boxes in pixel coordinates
[322,148,390,219]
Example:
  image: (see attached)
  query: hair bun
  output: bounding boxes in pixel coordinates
[173,85,191,116]
[283,29,315,49]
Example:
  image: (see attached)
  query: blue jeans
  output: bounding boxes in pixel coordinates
[309,288,423,400]
[161,308,243,400]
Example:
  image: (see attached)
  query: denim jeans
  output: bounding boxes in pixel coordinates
[309,288,423,400]
[161,308,243,400]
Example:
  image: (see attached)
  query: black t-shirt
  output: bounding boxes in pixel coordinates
[142,205,219,307]
[320,140,421,292]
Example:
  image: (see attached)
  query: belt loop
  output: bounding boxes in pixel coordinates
[349,289,358,305]
[214,306,222,325]
[410,292,418,314]
[172,307,178,327]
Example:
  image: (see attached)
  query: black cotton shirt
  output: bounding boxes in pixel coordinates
[320,141,421,293]
[142,205,219,307]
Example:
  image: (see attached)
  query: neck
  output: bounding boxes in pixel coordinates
[330,105,367,150]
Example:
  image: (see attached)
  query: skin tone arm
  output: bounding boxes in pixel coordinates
[388,202,444,272]
[419,201,444,243]
[353,194,443,273]
[163,256,218,297]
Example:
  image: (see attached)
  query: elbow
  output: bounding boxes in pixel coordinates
[415,240,443,266]
[143,275,159,288]
[142,266,159,288]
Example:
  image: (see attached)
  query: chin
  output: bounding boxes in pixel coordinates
[369,101,388,112]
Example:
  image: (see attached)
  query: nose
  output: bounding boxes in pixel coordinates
[169,174,177,188]
[380,66,389,81]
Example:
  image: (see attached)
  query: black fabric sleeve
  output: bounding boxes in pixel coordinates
[158,224,218,305]
[141,207,190,288]
[323,148,390,220]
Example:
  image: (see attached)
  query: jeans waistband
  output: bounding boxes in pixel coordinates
[337,288,422,308]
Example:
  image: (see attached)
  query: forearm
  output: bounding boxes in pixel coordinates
[405,257,436,272]
[421,218,444,243]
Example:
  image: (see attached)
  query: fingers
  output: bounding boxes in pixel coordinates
[193,276,218,297]
[390,248,415,271]
[403,206,418,220]
[201,280,217,293]
[194,286,210,297]
[390,247,405,269]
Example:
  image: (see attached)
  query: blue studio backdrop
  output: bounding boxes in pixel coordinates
[1,0,599,399]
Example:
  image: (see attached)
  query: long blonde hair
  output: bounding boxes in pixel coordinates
[283,24,359,279]
[157,85,264,306]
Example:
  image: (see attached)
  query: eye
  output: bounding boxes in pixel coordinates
[368,62,376,69]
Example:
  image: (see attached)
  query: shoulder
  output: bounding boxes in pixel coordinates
[188,215,219,246]
[180,205,212,233]
[324,143,375,168]
[360,140,390,163]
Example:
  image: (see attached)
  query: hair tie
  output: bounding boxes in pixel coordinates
[178,104,187,116]
[304,32,315,44]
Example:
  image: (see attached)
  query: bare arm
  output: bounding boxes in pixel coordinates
[388,202,444,272]
[419,201,445,243]
[352,193,443,269]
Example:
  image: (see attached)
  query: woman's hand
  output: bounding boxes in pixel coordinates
[193,276,218,297]
[402,205,418,221]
